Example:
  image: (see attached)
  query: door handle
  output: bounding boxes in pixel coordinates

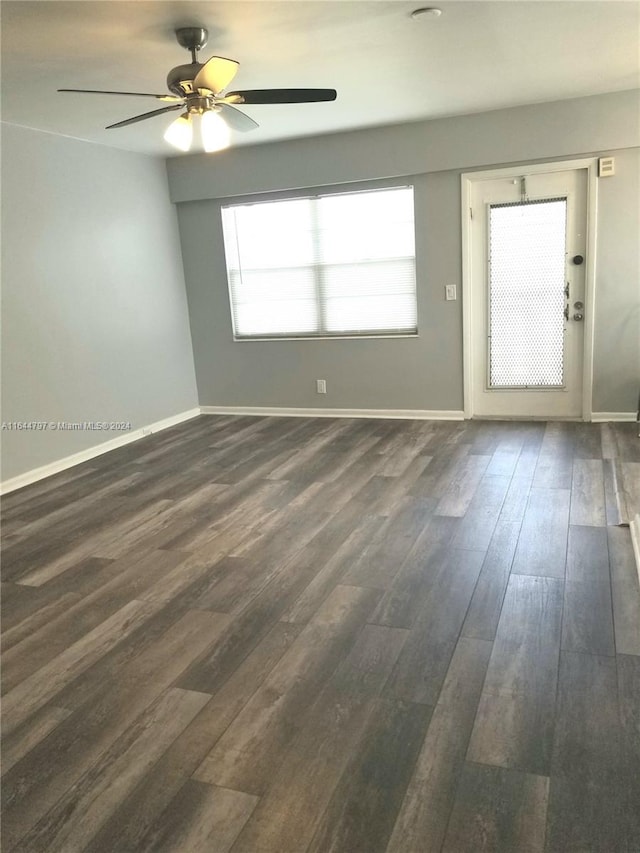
[573,313,584,321]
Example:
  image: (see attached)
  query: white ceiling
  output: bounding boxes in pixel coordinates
[2,1,639,158]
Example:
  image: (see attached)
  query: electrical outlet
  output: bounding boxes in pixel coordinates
[316,379,327,394]
[445,284,457,301]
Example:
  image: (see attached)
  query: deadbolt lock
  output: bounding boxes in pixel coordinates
[574,301,584,310]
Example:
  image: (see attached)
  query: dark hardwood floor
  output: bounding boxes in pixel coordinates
[2,415,639,852]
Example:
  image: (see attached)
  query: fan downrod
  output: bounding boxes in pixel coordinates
[175,27,208,62]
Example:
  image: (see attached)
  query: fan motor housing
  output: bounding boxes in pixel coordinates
[184,95,216,115]
[167,62,202,96]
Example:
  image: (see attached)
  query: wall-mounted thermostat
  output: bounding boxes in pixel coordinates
[598,157,615,177]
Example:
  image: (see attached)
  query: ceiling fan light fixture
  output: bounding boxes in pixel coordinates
[58,26,336,151]
[164,113,192,151]
[201,109,231,153]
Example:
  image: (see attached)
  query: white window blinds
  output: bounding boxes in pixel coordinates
[221,186,417,339]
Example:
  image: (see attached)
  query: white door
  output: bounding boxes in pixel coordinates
[469,168,588,418]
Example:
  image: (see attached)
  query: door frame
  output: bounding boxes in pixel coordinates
[461,158,598,421]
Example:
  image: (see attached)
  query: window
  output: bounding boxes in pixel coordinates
[221,186,417,339]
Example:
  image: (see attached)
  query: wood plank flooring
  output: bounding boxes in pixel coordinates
[2,415,640,852]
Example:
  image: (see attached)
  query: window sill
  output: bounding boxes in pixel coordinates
[232,334,420,342]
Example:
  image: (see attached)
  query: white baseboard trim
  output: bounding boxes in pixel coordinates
[1,408,200,495]
[591,412,638,423]
[200,405,465,421]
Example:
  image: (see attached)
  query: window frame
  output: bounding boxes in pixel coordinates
[220,183,419,342]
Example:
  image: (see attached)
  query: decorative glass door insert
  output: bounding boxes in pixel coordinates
[488,198,567,388]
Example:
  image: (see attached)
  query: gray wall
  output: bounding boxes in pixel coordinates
[592,147,640,412]
[177,173,463,411]
[1,124,198,481]
[167,90,640,202]
[170,91,640,415]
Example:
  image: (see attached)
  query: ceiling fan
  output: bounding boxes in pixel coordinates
[58,27,337,153]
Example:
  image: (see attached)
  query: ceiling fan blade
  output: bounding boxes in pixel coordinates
[217,104,259,132]
[193,56,239,95]
[58,88,182,102]
[105,104,183,130]
[226,88,337,104]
